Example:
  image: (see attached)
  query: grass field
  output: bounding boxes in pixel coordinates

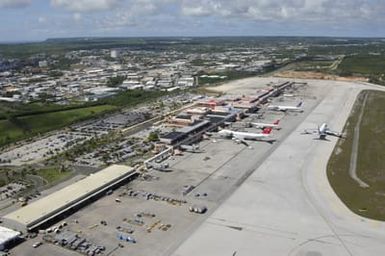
[291,60,334,72]
[327,90,385,221]
[0,101,108,120]
[277,54,385,85]
[0,89,166,148]
[198,71,259,85]
[36,167,72,184]
[0,105,117,146]
[337,55,385,75]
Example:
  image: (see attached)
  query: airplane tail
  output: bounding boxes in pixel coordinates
[297,101,303,108]
[262,127,273,135]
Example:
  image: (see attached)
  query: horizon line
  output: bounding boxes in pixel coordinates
[1,35,385,44]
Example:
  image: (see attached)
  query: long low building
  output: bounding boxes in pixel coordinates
[1,165,135,232]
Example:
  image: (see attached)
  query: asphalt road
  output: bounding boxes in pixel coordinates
[348,92,369,188]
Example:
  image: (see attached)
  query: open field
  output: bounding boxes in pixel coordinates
[271,53,385,85]
[327,90,385,220]
[0,89,166,148]
[0,166,72,190]
[198,71,259,85]
[0,105,117,146]
[273,70,369,82]
[35,168,72,184]
[337,55,385,85]
[338,55,385,75]
[0,102,86,120]
[289,60,334,72]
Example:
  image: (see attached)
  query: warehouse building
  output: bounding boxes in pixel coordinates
[1,165,135,233]
[0,226,20,251]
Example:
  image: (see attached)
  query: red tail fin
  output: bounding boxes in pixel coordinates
[262,127,273,135]
[273,120,280,125]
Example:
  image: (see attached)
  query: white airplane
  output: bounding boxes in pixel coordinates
[303,123,342,140]
[179,144,202,153]
[215,127,274,146]
[251,119,281,130]
[268,101,304,112]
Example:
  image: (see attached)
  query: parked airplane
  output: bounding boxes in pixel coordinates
[303,123,342,140]
[251,119,281,130]
[179,144,201,153]
[212,127,274,147]
[148,162,171,172]
[268,101,304,112]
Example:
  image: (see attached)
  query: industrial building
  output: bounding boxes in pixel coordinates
[0,226,20,251]
[1,165,135,233]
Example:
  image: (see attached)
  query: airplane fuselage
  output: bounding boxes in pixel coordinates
[318,123,341,139]
[252,122,279,129]
[269,106,303,112]
[218,129,269,140]
[268,101,303,112]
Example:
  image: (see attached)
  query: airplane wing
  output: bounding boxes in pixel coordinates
[325,130,342,137]
[240,139,250,147]
[233,135,250,147]
[267,105,279,111]
[302,128,318,135]
[252,120,279,129]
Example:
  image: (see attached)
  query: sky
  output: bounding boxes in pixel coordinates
[0,0,384,41]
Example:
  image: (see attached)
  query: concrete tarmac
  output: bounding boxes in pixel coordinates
[172,79,385,256]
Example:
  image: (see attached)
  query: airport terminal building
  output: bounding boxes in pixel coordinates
[1,165,135,233]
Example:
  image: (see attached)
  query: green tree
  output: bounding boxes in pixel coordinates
[107,76,126,87]
[147,132,159,142]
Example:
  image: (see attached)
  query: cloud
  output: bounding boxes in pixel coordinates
[73,13,82,22]
[0,0,30,8]
[182,1,223,17]
[13,0,385,40]
[180,0,385,23]
[98,12,137,28]
[38,16,47,23]
[49,0,385,27]
[51,0,122,12]
[96,0,164,29]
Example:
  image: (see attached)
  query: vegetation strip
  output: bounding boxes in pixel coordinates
[348,92,369,188]
[327,90,385,221]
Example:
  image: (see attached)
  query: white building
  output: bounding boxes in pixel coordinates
[111,50,120,59]
[38,60,48,68]
[0,226,20,251]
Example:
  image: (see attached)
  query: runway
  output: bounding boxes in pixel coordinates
[171,79,385,256]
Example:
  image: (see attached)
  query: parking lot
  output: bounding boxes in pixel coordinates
[0,110,151,166]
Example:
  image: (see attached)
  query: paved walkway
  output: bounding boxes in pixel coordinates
[348,92,370,188]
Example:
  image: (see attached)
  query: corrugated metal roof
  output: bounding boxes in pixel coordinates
[0,226,20,245]
[3,165,134,228]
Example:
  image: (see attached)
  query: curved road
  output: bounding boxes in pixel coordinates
[348,92,370,188]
